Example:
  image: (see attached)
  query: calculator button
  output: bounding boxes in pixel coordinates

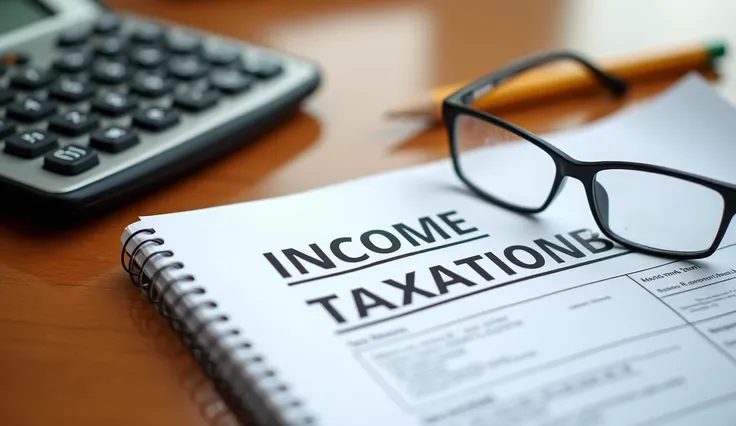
[131,23,164,44]
[52,51,93,73]
[43,144,99,175]
[174,86,220,111]
[129,47,167,69]
[4,130,58,158]
[202,44,240,66]
[90,126,140,153]
[94,37,127,57]
[94,14,121,34]
[91,60,131,84]
[241,58,283,79]
[133,106,180,131]
[48,77,96,102]
[131,74,174,98]
[1,52,30,66]
[164,31,202,54]
[167,57,209,80]
[10,67,57,90]
[57,26,92,47]
[0,118,16,140]
[91,91,136,116]
[6,97,57,123]
[0,88,15,106]
[209,69,253,94]
[48,110,100,136]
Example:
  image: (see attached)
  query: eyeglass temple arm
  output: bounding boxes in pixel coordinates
[454,51,628,106]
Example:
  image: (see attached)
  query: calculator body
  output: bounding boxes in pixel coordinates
[0,0,321,220]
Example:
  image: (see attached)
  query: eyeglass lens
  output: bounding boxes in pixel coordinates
[453,110,727,254]
[454,113,557,210]
[593,169,725,254]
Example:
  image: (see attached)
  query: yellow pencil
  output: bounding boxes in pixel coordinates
[386,40,727,121]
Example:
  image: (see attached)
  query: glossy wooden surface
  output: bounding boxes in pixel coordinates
[2,1,736,425]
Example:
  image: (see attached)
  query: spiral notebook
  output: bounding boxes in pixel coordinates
[121,75,736,426]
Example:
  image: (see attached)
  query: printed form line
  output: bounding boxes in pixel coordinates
[661,276,736,298]
[416,343,683,412]
[635,391,736,426]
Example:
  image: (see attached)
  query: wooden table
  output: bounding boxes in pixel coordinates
[2,0,735,424]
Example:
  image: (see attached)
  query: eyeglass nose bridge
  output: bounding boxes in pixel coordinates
[556,159,599,183]
[544,159,603,210]
[548,157,599,194]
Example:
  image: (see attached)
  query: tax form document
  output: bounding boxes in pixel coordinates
[126,74,736,426]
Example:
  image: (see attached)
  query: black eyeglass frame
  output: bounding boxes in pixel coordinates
[442,51,736,259]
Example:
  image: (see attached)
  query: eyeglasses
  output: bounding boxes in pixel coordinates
[443,51,736,259]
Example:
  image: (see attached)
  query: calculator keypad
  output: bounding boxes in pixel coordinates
[164,31,202,54]
[5,130,58,158]
[90,91,135,117]
[48,110,100,136]
[57,26,93,47]
[174,86,220,112]
[91,60,131,84]
[48,78,96,102]
[131,74,174,98]
[94,37,127,57]
[10,67,57,90]
[43,144,99,175]
[210,69,253,94]
[241,58,283,79]
[133,106,180,131]
[0,12,303,188]
[167,56,210,81]
[0,88,15,106]
[131,23,164,44]
[202,44,240,66]
[90,126,139,153]
[52,51,93,73]
[129,47,167,69]
[94,15,122,35]
[6,98,57,123]
[0,118,16,139]
[1,52,31,67]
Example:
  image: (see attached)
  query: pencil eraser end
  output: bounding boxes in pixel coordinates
[706,41,727,60]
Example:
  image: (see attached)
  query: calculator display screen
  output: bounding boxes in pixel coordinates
[0,0,54,34]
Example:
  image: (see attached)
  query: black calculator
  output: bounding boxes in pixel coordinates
[0,0,321,220]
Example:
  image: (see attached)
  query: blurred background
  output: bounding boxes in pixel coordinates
[3,1,736,425]
[107,0,736,201]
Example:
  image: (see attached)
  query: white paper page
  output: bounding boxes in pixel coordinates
[546,73,736,180]
[132,75,736,426]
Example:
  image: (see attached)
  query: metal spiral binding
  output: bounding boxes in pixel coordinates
[121,228,314,426]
